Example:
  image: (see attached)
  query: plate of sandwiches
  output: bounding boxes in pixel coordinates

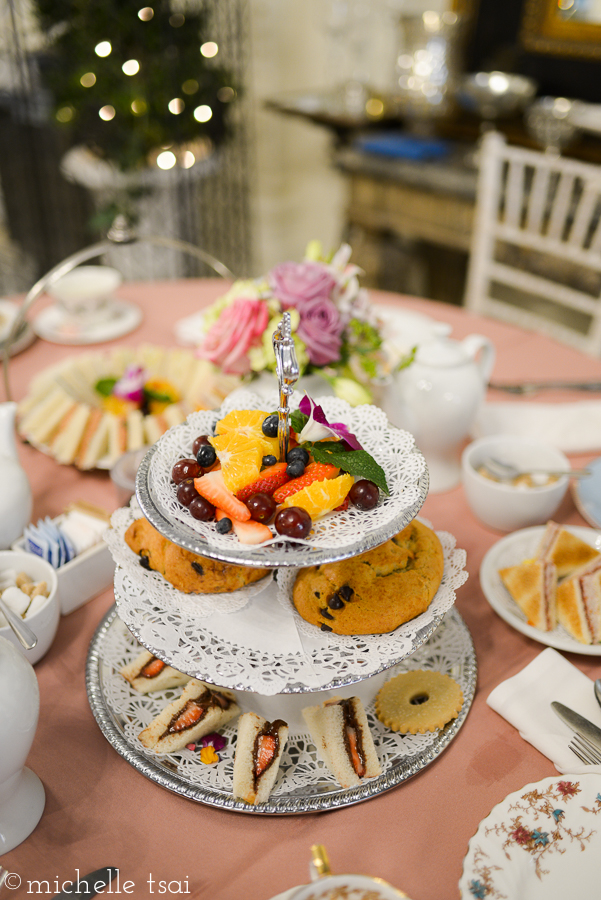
[17,345,241,470]
[480,520,601,654]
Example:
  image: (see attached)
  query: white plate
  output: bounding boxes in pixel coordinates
[573,456,601,530]
[460,774,601,898]
[33,300,142,345]
[480,525,601,655]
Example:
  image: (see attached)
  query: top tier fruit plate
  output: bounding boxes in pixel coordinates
[135,314,429,568]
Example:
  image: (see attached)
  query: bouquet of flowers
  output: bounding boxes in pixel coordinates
[195,242,412,405]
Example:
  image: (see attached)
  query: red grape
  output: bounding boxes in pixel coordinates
[172,458,201,483]
[274,506,312,539]
[349,479,379,510]
[189,496,216,521]
[246,492,277,524]
[177,478,199,507]
[192,434,211,456]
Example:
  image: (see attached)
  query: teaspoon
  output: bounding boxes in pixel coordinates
[0,596,38,650]
[482,457,591,482]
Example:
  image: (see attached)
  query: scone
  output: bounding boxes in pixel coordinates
[292,520,444,634]
[232,712,289,805]
[124,518,269,593]
[138,679,239,753]
[302,696,381,788]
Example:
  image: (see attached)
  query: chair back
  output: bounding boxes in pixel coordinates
[464,131,601,355]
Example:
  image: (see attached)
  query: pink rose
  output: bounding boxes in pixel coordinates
[295,296,344,366]
[269,260,337,310]
[197,298,269,375]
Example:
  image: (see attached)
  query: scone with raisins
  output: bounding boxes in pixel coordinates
[124,518,268,593]
[292,520,444,634]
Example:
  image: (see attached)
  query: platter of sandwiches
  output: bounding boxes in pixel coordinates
[16,345,241,470]
[480,520,601,654]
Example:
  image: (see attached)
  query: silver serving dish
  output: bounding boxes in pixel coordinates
[86,605,476,815]
[526,96,580,154]
[456,71,537,121]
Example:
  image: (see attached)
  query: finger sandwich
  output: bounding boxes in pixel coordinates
[499,558,558,631]
[536,521,600,578]
[120,650,191,694]
[138,679,239,754]
[302,696,381,788]
[556,556,601,644]
[232,712,289,805]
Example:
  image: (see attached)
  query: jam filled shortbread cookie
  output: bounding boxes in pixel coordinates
[292,520,444,634]
[375,669,463,734]
[232,712,289,805]
[124,518,269,593]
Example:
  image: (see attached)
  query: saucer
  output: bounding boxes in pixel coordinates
[33,300,142,345]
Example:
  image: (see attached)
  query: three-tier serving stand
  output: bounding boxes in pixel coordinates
[86,316,476,814]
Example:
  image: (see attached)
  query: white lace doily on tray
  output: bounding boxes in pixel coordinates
[113,517,468,695]
[86,604,477,814]
[105,502,273,619]
[135,389,429,568]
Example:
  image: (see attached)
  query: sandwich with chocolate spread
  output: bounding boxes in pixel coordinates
[120,649,190,694]
[232,712,289,805]
[302,696,381,789]
[138,679,239,753]
[498,558,558,631]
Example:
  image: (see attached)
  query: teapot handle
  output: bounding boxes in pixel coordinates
[461,334,495,384]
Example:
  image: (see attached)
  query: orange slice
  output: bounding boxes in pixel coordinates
[215,409,279,458]
[281,473,354,519]
[209,431,263,494]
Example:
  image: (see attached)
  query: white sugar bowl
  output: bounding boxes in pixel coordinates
[0,634,45,852]
[0,551,59,664]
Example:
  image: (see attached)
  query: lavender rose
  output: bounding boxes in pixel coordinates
[269,260,337,309]
[295,296,345,366]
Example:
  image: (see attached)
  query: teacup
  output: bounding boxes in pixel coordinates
[290,874,409,899]
[47,265,122,325]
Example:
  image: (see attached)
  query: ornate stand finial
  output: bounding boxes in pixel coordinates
[272,312,299,462]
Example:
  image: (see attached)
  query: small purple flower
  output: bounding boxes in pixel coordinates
[201,733,226,752]
[298,395,363,450]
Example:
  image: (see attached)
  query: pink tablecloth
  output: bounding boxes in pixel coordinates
[3,282,601,900]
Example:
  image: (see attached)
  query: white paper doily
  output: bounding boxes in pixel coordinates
[105,502,273,620]
[135,390,429,567]
[113,519,467,695]
[87,605,476,814]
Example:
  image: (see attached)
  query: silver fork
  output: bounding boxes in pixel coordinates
[569,732,601,765]
[0,865,8,889]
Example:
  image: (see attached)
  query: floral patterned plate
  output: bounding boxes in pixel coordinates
[459,774,601,899]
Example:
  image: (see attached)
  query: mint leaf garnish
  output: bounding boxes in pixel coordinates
[305,440,389,495]
[95,377,117,397]
[290,409,309,434]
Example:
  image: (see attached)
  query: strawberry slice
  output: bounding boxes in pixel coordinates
[236,462,290,501]
[140,657,166,679]
[215,508,272,544]
[272,462,339,504]
[194,470,251,522]
[255,733,277,777]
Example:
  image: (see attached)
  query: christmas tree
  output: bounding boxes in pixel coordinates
[34,0,237,172]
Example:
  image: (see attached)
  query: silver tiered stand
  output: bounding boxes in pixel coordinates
[85,315,476,814]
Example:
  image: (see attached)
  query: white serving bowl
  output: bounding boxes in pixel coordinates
[0,552,59,664]
[461,435,570,532]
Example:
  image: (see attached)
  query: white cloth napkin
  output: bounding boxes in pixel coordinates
[473,400,601,453]
[487,647,601,775]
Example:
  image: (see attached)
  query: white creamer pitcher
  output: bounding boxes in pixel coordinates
[394,334,495,492]
[0,401,33,548]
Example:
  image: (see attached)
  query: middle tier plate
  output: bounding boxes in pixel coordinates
[109,507,468,695]
[135,390,429,567]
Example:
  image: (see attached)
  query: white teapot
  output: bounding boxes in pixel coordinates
[0,401,32,549]
[392,334,495,492]
[0,634,45,852]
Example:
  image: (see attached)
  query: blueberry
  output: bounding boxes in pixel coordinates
[262,454,277,469]
[286,459,305,478]
[286,446,309,466]
[196,444,217,468]
[262,414,279,438]
[215,517,232,534]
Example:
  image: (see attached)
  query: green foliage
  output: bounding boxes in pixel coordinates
[33,0,236,171]
[304,441,390,494]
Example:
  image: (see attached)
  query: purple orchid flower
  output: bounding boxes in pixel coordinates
[298,395,363,450]
[201,733,226,752]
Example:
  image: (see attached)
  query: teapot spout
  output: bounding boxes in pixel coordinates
[0,402,19,460]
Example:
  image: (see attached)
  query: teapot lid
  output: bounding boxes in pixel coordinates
[415,336,468,367]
